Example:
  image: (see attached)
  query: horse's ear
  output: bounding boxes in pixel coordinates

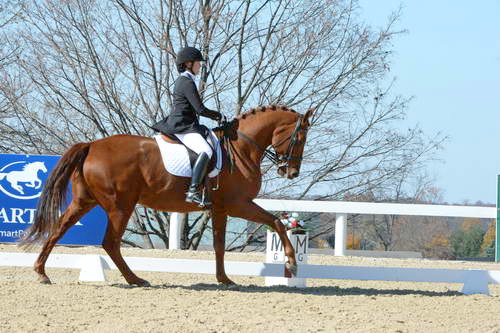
[302,108,315,126]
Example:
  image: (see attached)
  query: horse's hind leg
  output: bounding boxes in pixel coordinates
[102,208,150,287]
[34,199,95,283]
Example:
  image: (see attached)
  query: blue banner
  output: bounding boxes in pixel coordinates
[0,153,107,245]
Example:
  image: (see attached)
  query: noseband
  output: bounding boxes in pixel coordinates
[237,115,304,168]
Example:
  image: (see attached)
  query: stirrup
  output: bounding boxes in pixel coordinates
[186,187,212,207]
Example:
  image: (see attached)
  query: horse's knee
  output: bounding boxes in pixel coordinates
[272,219,286,232]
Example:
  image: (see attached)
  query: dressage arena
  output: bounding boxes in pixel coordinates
[1,245,500,332]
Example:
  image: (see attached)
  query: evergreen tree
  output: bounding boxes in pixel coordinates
[450,225,485,258]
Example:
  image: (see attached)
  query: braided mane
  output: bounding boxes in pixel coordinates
[237,104,298,120]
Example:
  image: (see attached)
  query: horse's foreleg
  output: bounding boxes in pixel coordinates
[227,201,298,276]
[211,207,234,285]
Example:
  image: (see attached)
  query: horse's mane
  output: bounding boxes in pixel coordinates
[237,104,299,120]
[213,104,299,138]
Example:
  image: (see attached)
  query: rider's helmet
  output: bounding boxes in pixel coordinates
[176,47,205,73]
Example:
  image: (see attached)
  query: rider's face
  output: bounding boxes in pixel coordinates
[191,61,201,75]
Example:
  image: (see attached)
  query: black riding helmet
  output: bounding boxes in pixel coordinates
[176,47,204,73]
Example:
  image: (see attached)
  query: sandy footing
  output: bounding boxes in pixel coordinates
[1,244,500,332]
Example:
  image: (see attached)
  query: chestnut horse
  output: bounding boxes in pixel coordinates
[20,105,314,286]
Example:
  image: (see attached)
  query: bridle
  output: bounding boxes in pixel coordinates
[236,114,305,168]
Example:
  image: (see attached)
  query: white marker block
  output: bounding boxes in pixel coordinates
[265,230,308,287]
[78,255,107,282]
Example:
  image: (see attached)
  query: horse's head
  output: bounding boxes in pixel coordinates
[272,108,314,179]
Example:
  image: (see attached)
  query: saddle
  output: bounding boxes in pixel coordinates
[154,130,222,178]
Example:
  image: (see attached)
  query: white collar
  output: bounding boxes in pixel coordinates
[181,71,197,82]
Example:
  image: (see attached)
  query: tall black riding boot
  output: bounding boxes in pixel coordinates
[186,152,211,207]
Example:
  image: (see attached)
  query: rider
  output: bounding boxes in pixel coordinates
[152,46,222,207]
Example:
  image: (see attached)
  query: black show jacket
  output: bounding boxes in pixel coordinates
[152,75,218,135]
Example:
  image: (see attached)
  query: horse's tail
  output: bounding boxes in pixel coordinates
[0,173,6,180]
[19,142,91,248]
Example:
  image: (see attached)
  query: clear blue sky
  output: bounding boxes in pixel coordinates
[359,1,500,204]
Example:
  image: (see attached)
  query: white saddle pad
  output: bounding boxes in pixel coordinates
[154,131,222,178]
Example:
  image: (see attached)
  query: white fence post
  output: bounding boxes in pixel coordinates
[169,213,186,250]
[334,213,347,256]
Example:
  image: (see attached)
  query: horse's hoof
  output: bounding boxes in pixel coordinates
[217,277,236,286]
[219,281,238,290]
[131,279,151,287]
[38,277,52,284]
[285,263,297,276]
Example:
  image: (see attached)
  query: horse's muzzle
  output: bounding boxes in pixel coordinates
[277,166,287,177]
[288,168,299,179]
[278,166,299,179]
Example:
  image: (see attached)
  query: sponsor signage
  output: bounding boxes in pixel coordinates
[0,154,107,245]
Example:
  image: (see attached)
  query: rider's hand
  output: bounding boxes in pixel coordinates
[208,110,222,121]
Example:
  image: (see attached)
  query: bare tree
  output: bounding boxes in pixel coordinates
[0,1,24,138]
[347,172,449,253]
[0,1,23,65]
[121,207,213,250]
[0,0,445,249]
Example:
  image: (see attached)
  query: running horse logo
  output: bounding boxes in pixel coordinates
[0,161,48,199]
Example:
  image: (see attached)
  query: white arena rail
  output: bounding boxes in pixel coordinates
[169,199,497,256]
[1,252,500,295]
[1,200,497,295]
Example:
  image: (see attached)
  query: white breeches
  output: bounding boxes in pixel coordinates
[174,132,213,159]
